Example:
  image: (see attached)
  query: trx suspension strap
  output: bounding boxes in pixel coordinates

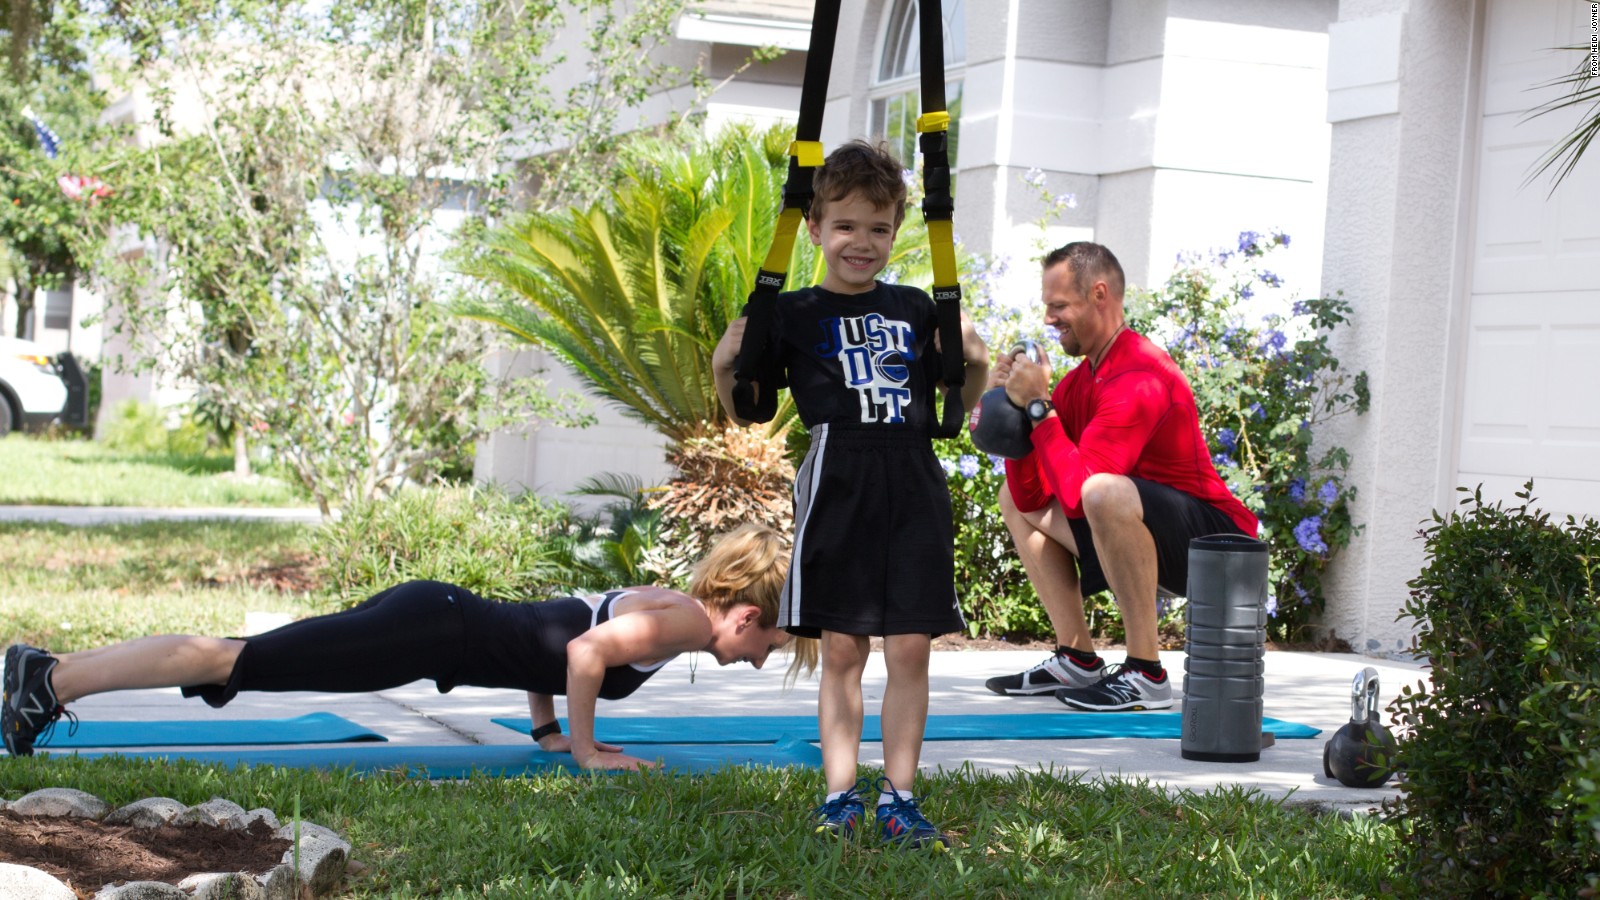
[732,0,965,438]
[915,0,966,439]
[729,0,839,424]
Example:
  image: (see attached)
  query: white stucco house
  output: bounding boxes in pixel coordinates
[476,0,1600,657]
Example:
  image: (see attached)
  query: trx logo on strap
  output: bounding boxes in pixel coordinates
[757,273,786,289]
[933,288,962,302]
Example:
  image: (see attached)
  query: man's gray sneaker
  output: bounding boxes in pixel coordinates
[3,644,70,757]
[1054,663,1174,712]
[985,648,1106,696]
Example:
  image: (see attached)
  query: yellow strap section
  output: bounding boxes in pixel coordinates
[789,140,825,167]
[763,207,807,273]
[916,111,950,133]
[927,219,958,287]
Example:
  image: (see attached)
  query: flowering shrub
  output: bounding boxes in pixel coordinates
[1126,231,1368,641]
[936,231,1365,644]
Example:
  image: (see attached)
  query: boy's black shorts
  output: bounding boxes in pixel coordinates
[1066,476,1249,598]
[780,423,966,638]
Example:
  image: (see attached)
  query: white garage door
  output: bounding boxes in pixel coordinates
[1458,0,1600,518]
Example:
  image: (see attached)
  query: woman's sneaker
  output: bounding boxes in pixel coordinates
[874,777,952,850]
[985,648,1105,696]
[3,644,72,757]
[1054,663,1174,712]
[812,778,872,839]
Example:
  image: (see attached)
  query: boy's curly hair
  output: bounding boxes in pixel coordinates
[810,140,907,227]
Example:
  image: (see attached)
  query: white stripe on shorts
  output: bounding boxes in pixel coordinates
[782,422,829,629]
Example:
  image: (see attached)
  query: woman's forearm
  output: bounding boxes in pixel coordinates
[563,645,606,764]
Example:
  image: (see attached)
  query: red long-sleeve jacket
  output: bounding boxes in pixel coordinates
[1005,329,1258,536]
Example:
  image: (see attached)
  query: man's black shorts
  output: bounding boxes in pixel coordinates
[780,423,966,638]
[1066,477,1249,598]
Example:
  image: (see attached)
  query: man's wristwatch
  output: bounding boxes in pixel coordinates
[1026,397,1053,424]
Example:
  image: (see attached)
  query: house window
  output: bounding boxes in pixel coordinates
[43,284,73,331]
[868,0,965,170]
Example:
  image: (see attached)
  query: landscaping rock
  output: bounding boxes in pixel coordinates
[236,808,281,831]
[12,787,109,819]
[0,862,76,900]
[92,881,188,899]
[281,833,349,896]
[4,791,349,899]
[104,797,188,828]
[257,864,304,900]
[176,798,248,828]
[179,871,267,900]
[273,821,342,845]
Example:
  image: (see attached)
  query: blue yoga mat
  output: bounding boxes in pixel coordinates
[35,712,386,749]
[493,713,1321,743]
[58,738,822,776]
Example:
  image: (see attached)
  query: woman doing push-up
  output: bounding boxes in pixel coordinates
[3,524,816,769]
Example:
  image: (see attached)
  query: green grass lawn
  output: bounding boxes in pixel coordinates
[0,519,330,649]
[0,520,1409,897]
[0,758,1403,898]
[0,434,310,507]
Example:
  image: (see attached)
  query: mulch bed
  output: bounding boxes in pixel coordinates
[0,809,290,897]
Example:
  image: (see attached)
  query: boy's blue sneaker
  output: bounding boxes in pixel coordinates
[874,777,952,850]
[812,778,872,839]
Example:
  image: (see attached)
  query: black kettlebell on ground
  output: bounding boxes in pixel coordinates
[969,341,1050,460]
[1323,666,1399,788]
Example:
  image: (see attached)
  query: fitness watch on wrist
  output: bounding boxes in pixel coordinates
[1026,397,1053,424]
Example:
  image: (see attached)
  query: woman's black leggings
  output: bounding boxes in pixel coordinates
[182,580,473,708]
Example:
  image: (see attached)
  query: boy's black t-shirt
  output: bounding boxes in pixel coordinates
[770,282,944,430]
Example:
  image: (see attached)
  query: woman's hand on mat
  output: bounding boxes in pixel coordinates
[576,748,659,771]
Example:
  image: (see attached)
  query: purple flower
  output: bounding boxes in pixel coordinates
[1259,270,1283,287]
[1259,330,1287,354]
[1212,453,1235,469]
[1249,402,1265,420]
[958,455,980,478]
[1277,232,1291,247]
[1288,478,1306,503]
[940,458,956,477]
[1291,300,1309,316]
[1265,593,1278,618]
[1318,480,1339,507]
[1022,167,1046,188]
[1238,230,1263,254]
[1216,428,1237,453]
[1055,192,1078,209]
[1293,516,1328,555]
[1239,284,1254,301]
[990,455,1007,474]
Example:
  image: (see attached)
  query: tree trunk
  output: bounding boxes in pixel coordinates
[13,282,34,340]
[233,428,252,477]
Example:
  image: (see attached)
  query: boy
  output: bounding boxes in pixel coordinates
[713,141,988,848]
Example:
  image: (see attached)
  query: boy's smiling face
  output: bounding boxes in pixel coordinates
[808,190,900,295]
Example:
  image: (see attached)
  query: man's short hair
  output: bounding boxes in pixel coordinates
[810,140,908,227]
[1042,241,1125,300]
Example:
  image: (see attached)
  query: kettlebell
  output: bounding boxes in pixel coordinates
[969,341,1050,460]
[1323,666,1399,788]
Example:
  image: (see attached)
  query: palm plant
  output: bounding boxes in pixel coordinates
[1525,44,1599,192]
[463,123,799,441]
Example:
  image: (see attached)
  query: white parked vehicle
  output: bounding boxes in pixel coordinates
[0,336,85,436]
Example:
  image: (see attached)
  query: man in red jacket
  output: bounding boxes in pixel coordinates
[984,242,1258,711]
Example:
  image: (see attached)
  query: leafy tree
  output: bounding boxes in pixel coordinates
[1,0,106,338]
[82,0,691,512]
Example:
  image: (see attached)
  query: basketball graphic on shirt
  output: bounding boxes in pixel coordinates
[875,350,909,385]
[814,313,918,424]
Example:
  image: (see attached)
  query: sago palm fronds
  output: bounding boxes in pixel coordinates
[463,124,801,443]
